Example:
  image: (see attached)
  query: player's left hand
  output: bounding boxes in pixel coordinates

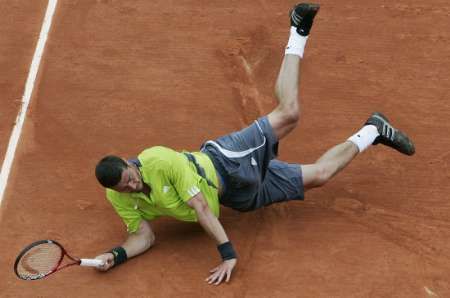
[206,258,237,285]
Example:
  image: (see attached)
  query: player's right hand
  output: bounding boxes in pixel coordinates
[94,253,115,271]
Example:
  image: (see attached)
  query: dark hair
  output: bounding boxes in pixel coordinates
[95,155,128,188]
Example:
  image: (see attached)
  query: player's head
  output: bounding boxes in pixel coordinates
[95,155,143,192]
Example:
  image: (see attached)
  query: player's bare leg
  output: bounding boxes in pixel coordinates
[302,114,415,190]
[269,55,301,140]
[302,141,359,190]
[268,3,320,140]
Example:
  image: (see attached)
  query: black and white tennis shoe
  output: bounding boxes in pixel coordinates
[289,3,320,36]
[365,112,415,156]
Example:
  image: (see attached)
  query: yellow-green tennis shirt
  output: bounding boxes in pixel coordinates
[106,146,220,233]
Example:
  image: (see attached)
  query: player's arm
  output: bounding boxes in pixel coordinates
[187,192,228,243]
[187,192,237,285]
[95,220,155,271]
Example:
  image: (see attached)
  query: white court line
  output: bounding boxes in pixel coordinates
[0,0,58,205]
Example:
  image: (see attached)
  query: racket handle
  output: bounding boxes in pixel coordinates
[80,259,104,267]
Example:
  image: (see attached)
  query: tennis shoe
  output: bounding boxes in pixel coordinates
[289,3,320,36]
[365,112,415,156]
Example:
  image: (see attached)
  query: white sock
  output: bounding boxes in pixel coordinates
[347,125,380,153]
[285,27,308,58]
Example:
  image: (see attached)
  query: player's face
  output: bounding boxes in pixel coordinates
[112,165,143,193]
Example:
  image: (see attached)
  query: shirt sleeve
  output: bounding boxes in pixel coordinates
[106,190,143,234]
[167,153,203,203]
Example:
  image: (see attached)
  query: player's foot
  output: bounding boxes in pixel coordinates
[365,112,415,155]
[289,3,320,36]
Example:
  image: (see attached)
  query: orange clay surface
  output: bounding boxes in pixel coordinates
[0,1,449,297]
[0,0,48,167]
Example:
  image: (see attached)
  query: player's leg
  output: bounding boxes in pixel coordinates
[268,3,320,141]
[252,112,414,208]
[253,142,358,208]
[302,113,415,190]
[301,141,359,189]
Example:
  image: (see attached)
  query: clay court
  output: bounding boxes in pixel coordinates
[1,0,449,297]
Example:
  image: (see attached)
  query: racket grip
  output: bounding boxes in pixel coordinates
[80,259,104,267]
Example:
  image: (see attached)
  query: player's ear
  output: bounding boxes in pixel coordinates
[121,158,130,167]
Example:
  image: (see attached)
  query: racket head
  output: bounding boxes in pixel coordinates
[14,239,71,280]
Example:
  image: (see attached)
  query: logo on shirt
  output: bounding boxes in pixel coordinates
[251,157,258,166]
[163,185,170,193]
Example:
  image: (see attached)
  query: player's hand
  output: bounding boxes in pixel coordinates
[94,253,114,271]
[206,258,237,285]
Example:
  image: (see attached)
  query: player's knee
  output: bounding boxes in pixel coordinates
[311,164,332,187]
[268,103,300,139]
[278,103,300,127]
[285,109,300,126]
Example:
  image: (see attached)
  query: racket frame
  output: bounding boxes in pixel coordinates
[14,239,81,280]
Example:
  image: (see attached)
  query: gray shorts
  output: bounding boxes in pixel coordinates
[201,116,304,212]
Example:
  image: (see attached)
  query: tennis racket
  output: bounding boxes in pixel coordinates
[14,239,104,280]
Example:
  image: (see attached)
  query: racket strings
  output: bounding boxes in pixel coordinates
[16,243,63,280]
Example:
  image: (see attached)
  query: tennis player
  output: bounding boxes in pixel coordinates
[94,3,414,285]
